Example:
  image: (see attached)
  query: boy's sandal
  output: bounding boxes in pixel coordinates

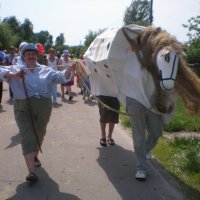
[26,172,38,183]
[100,138,107,146]
[107,138,115,145]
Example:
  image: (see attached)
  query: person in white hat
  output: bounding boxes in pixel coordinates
[12,41,28,65]
[58,49,74,100]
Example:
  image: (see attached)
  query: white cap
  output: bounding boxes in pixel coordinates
[19,42,28,49]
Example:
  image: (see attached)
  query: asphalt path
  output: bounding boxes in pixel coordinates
[0,83,189,200]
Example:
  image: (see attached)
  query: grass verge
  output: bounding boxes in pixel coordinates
[153,137,200,199]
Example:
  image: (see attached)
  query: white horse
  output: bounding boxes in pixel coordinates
[84,25,179,119]
[84,24,200,179]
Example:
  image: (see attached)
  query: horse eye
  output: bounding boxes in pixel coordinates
[164,53,170,63]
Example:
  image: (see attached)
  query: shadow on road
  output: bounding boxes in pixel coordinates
[97,145,183,200]
[5,133,21,149]
[97,145,143,200]
[0,109,6,113]
[83,99,97,106]
[7,168,81,200]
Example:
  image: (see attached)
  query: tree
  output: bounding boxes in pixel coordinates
[84,30,98,49]
[183,15,200,64]
[0,23,18,49]
[33,31,53,50]
[123,0,151,26]
[186,39,200,64]
[45,35,53,51]
[183,15,200,41]
[2,16,21,45]
[2,16,20,34]
[20,18,34,43]
[55,33,65,46]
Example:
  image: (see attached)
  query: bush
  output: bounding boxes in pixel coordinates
[186,38,200,64]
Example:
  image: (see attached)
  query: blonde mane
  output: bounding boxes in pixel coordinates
[131,26,200,115]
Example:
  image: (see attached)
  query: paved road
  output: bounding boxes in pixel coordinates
[0,83,189,200]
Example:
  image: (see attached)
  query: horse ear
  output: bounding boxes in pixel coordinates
[180,51,186,56]
[160,48,170,57]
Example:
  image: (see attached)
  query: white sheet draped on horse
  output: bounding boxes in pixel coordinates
[84,24,184,123]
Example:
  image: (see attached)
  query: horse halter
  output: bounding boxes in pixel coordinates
[156,48,179,91]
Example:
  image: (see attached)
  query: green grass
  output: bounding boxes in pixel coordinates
[153,137,200,197]
[164,99,200,132]
[119,105,131,128]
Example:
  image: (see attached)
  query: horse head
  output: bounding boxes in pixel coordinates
[156,47,179,91]
[132,27,185,114]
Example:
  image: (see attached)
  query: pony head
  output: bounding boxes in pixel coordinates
[156,47,179,91]
[133,26,184,113]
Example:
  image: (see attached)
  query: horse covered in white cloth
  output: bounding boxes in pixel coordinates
[84,24,200,179]
[84,24,200,117]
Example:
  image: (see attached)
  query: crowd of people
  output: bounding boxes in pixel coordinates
[2,37,169,183]
[0,43,93,109]
[1,39,165,183]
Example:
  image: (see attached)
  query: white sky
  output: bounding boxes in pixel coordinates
[0,0,199,46]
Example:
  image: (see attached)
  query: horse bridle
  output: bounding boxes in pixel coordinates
[159,52,179,90]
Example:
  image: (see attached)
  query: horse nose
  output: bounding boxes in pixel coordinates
[160,79,175,90]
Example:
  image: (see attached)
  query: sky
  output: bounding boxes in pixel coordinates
[0,0,199,46]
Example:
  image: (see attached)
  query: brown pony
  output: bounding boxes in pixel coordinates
[124,26,200,115]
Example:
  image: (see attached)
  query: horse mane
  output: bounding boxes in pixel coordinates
[175,59,200,115]
[130,26,200,115]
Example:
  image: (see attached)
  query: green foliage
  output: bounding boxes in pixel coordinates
[20,18,34,42]
[183,15,200,41]
[2,16,34,47]
[184,15,200,64]
[153,137,200,195]
[171,137,200,174]
[68,45,85,58]
[120,105,131,128]
[54,44,68,54]
[164,99,200,132]
[84,30,98,49]
[185,38,200,64]
[2,16,21,34]
[55,33,65,46]
[123,0,151,26]
[0,23,18,49]
[33,31,53,51]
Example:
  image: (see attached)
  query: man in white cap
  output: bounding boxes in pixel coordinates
[12,41,28,65]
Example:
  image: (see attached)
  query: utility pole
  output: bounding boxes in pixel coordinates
[150,0,153,25]
[0,0,1,22]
